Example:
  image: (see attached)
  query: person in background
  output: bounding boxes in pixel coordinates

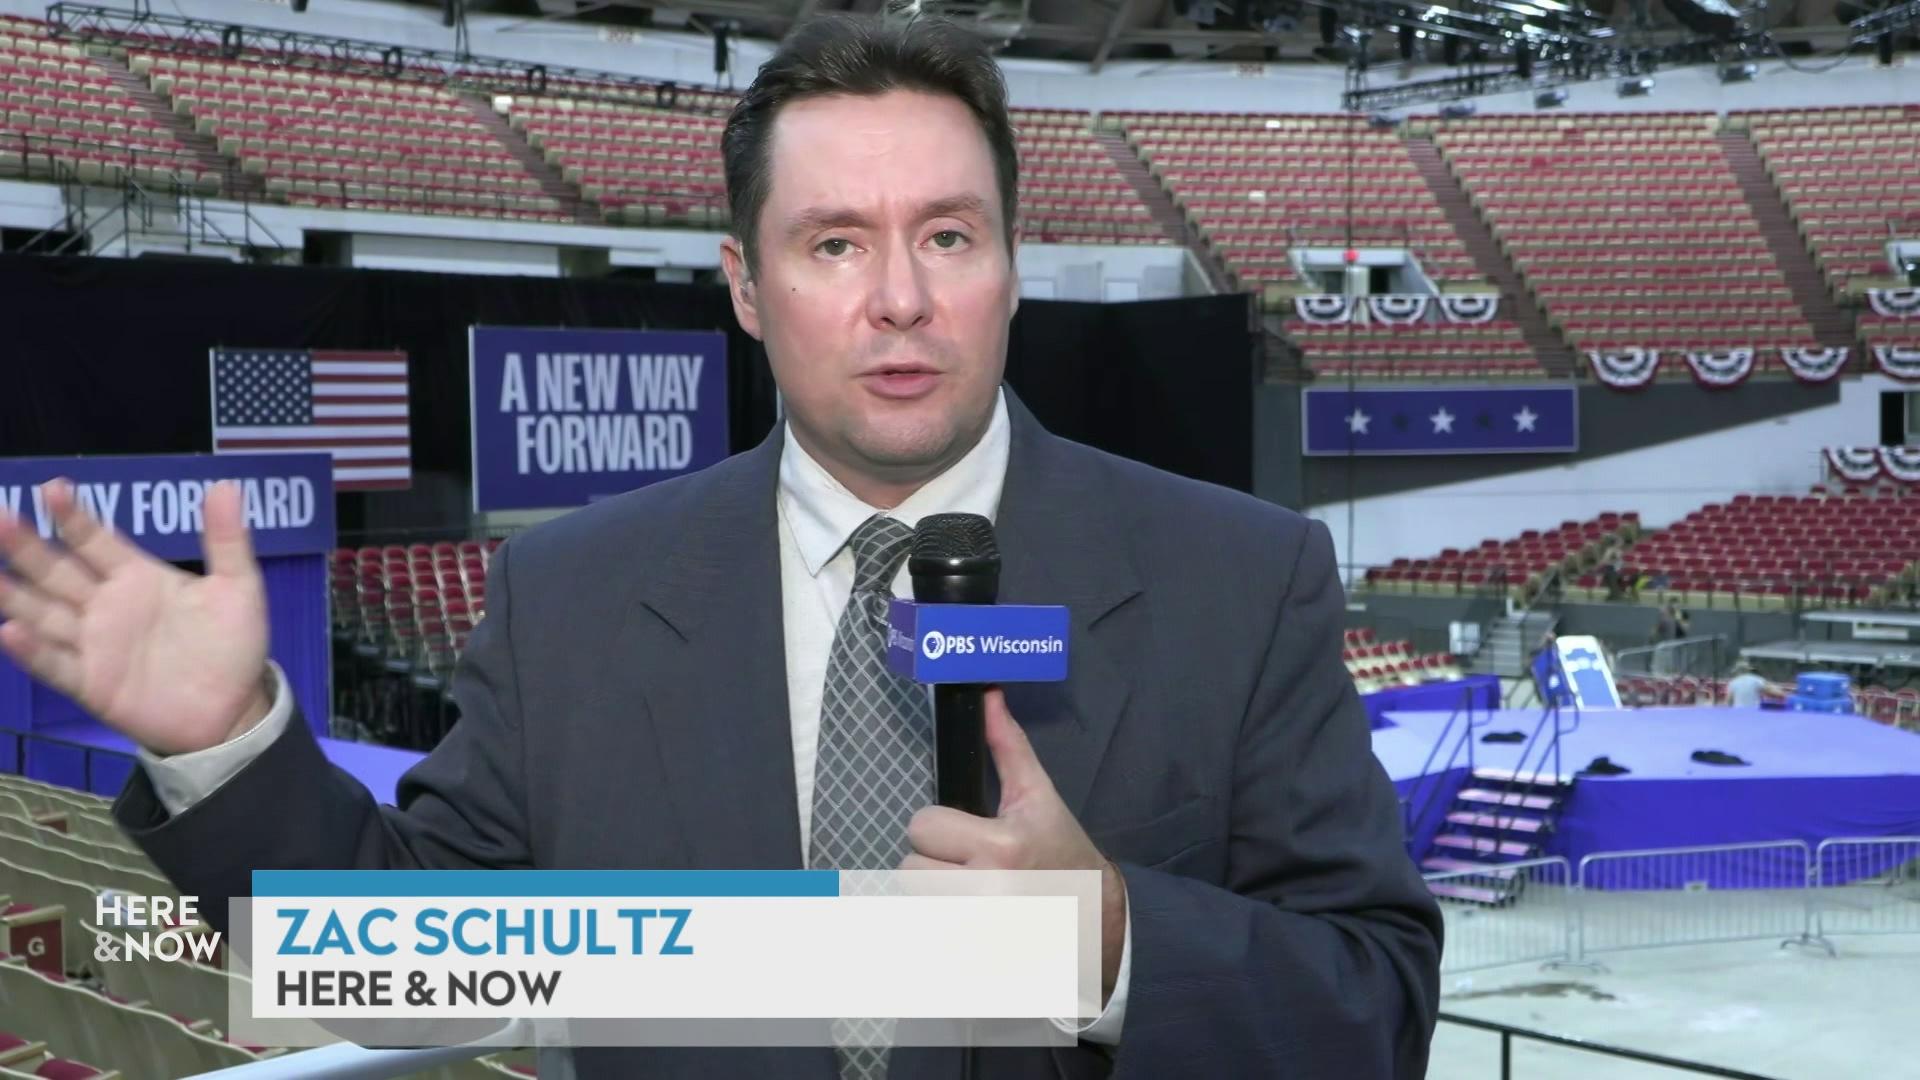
[1726,662,1769,708]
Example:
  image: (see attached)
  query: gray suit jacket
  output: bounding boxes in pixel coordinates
[116,393,1441,1079]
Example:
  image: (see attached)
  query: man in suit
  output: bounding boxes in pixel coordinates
[0,14,1441,1079]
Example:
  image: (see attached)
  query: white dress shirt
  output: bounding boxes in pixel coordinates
[139,388,1128,1042]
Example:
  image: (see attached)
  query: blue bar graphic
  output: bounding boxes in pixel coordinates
[252,869,840,897]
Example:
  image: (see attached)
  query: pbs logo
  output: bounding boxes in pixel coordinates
[920,631,974,660]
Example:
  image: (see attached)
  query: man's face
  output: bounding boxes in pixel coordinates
[721,89,1018,495]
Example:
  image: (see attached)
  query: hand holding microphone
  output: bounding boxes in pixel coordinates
[895,513,1125,1002]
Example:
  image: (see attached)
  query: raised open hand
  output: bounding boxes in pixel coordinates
[0,479,272,755]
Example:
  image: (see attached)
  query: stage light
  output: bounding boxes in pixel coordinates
[1717,61,1756,82]
[1877,32,1894,65]
[441,0,458,28]
[1534,87,1569,107]
[1399,23,1415,59]
[291,0,308,11]
[1616,76,1654,96]
[713,23,730,75]
[1319,6,1338,45]
[1516,42,1533,78]
[1443,34,1460,64]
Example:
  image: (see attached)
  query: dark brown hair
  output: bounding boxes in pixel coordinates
[722,14,1019,267]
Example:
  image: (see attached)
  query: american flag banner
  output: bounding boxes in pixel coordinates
[210,349,412,491]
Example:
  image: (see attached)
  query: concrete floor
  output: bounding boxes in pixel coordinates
[1427,931,1920,1078]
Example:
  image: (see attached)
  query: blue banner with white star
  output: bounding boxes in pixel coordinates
[1302,385,1578,456]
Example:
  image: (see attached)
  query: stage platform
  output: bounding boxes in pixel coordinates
[1377,705,1920,863]
[4,721,425,807]
[1740,638,1920,671]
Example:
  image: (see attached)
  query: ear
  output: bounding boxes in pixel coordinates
[1004,227,1021,320]
[720,235,763,341]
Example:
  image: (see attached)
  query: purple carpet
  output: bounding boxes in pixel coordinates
[1375,705,1920,864]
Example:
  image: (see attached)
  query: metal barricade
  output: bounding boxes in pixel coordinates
[1426,857,1574,973]
[1814,837,1920,937]
[1574,841,1815,958]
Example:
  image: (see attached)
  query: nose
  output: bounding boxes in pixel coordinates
[865,235,933,333]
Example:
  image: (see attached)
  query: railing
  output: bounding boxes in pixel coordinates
[1,727,136,796]
[1426,837,1920,971]
[1401,684,1487,849]
[1574,840,1820,957]
[1615,634,1727,681]
[1428,857,1574,973]
[1500,648,1575,788]
[1812,837,1920,937]
[1436,1013,1780,1080]
[7,131,287,256]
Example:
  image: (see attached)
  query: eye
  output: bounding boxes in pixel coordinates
[930,230,969,250]
[816,238,852,257]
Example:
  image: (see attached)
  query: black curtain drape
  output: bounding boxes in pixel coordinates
[0,255,1258,526]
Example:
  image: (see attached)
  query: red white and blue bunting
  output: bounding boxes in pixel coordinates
[1293,293,1505,326]
[1367,294,1429,325]
[1886,446,1920,483]
[1589,347,1660,389]
[1438,293,1501,324]
[1295,295,1354,324]
[1866,287,1920,319]
[1825,447,1885,483]
[1825,446,1920,484]
[1683,348,1754,388]
[1872,345,1920,381]
[1779,346,1850,383]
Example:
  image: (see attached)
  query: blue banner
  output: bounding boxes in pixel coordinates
[0,453,336,562]
[1303,385,1577,456]
[886,601,1071,684]
[468,326,730,512]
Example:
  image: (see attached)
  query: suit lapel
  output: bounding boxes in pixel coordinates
[631,431,805,869]
[992,395,1144,819]
[611,394,1144,856]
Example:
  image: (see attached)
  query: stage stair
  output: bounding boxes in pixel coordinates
[1422,766,1576,905]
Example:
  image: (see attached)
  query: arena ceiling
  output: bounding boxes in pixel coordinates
[423,0,1885,70]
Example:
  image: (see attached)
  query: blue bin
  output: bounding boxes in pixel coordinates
[1786,692,1852,714]
[1795,671,1852,701]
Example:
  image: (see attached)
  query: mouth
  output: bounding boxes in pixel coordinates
[859,363,942,400]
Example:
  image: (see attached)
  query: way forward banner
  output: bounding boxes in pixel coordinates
[1303,385,1578,456]
[469,327,729,512]
[0,453,335,562]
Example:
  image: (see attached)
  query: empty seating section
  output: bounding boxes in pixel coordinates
[1121,112,1479,288]
[132,49,564,221]
[1119,111,1539,377]
[1341,627,1463,692]
[1861,311,1920,353]
[1363,513,1641,600]
[1435,113,1815,376]
[0,771,539,1077]
[1856,685,1920,731]
[1012,109,1161,245]
[1739,106,1920,291]
[1283,317,1539,379]
[0,16,200,188]
[1597,493,1919,610]
[332,540,496,677]
[508,95,727,227]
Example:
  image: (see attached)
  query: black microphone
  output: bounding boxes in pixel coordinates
[909,512,1000,817]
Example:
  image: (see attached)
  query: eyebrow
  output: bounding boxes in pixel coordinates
[783,194,993,240]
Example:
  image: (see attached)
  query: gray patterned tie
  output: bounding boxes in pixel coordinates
[809,513,934,1080]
